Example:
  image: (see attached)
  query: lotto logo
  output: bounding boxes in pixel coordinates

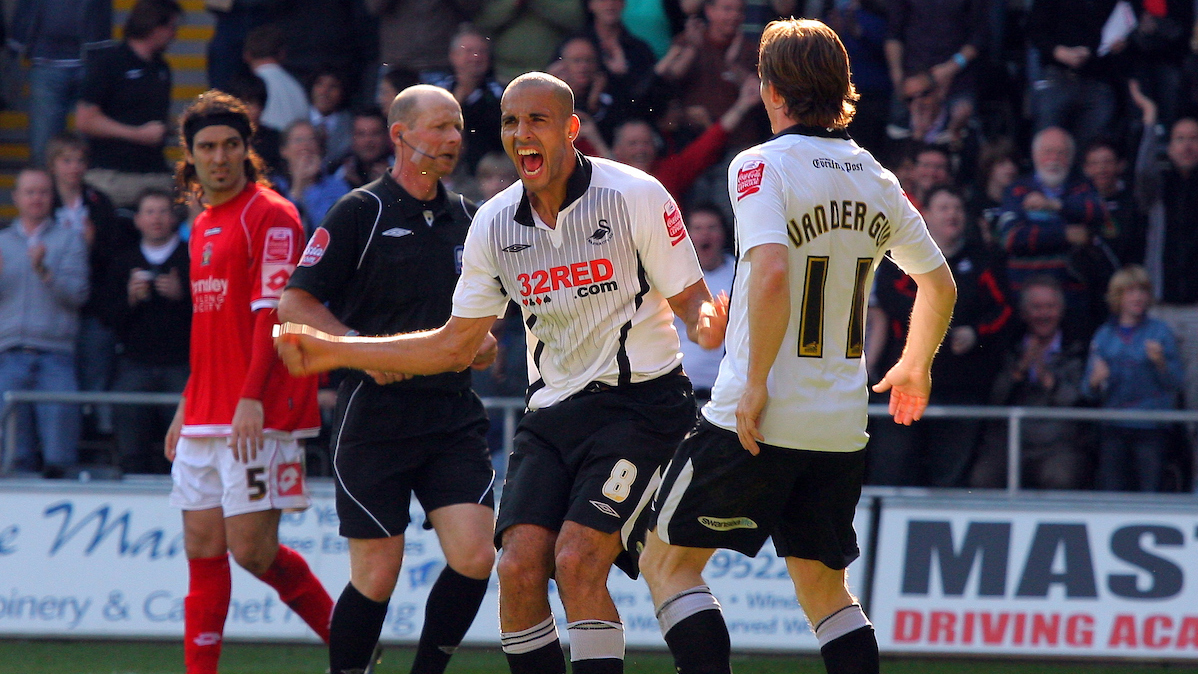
[264,227,293,263]
[737,160,765,201]
[299,227,330,267]
[193,632,222,647]
[664,201,685,246]
[277,462,304,496]
[266,269,290,291]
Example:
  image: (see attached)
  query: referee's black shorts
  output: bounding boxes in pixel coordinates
[495,368,695,578]
[331,379,495,540]
[649,419,864,570]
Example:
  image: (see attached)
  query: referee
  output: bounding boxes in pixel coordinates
[278,85,498,674]
[276,72,728,674]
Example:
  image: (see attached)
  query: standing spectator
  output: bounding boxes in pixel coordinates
[1133,85,1198,457]
[1128,0,1192,131]
[971,276,1090,490]
[584,0,659,114]
[826,0,892,154]
[74,0,180,209]
[9,0,113,166]
[47,133,131,440]
[671,205,733,400]
[1084,266,1184,492]
[308,70,353,168]
[610,75,760,201]
[365,0,483,79]
[475,0,586,83]
[997,126,1109,326]
[884,0,985,146]
[244,24,308,133]
[302,109,392,225]
[427,25,505,174]
[205,0,273,92]
[1026,0,1124,149]
[657,0,764,151]
[108,188,190,475]
[0,168,89,477]
[869,186,1013,487]
[1082,139,1144,266]
[271,0,376,103]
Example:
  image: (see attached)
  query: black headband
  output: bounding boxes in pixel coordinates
[183,112,254,150]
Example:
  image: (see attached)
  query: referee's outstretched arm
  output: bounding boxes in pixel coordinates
[275,315,497,378]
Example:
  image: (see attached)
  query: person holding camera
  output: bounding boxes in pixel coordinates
[106,187,191,474]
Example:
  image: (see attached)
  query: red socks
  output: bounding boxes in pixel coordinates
[258,545,334,643]
[185,555,232,674]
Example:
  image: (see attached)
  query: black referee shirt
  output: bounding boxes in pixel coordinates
[288,171,477,392]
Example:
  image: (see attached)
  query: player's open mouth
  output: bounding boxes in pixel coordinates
[517,148,544,177]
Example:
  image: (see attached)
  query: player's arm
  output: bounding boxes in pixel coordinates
[276,315,498,378]
[278,287,352,336]
[735,243,790,455]
[871,262,956,425]
[667,279,728,350]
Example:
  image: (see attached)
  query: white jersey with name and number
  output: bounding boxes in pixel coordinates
[704,125,945,452]
[453,154,705,410]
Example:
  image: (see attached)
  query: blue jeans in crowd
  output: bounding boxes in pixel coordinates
[1031,66,1115,149]
[0,348,80,472]
[29,64,83,166]
[76,315,118,434]
[111,359,188,475]
[1097,425,1168,492]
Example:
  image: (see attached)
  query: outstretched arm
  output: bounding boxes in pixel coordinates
[275,315,497,378]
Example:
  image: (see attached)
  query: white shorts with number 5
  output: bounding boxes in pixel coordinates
[169,436,310,516]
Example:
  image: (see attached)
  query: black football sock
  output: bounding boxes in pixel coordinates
[502,615,567,674]
[567,619,624,674]
[329,582,388,674]
[656,586,731,674]
[410,566,490,674]
[816,604,878,674]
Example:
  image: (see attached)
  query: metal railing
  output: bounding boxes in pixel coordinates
[4,390,1196,494]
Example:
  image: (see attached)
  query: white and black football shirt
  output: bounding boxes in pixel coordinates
[453,153,704,410]
[704,125,946,452]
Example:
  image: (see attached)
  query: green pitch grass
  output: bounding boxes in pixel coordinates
[2,641,1198,674]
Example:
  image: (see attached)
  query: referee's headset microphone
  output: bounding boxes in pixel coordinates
[399,133,438,160]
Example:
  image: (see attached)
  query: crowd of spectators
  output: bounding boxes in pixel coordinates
[2,0,1197,494]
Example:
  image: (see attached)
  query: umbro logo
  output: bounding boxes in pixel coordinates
[382,227,413,238]
[503,243,533,253]
[590,500,620,518]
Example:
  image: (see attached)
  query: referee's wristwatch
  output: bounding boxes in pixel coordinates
[344,330,360,337]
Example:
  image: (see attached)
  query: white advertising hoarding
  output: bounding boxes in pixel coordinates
[0,481,872,651]
[871,496,1198,659]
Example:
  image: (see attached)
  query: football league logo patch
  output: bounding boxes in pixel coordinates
[264,227,293,263]
[737,160,766,201]
[299,227,330,267]
[201,242,213,266]
[663,201,686,246]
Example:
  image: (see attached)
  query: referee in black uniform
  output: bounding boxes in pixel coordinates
[279,85,498,674]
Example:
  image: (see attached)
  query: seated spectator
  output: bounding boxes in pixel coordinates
[1082,138,1144,266]
[971,276,1090,490]
[997,126,1110,331]
[226,75,283,174]
[584,0,658,115]
[610,78,760,204]
[308,69,353,168]
[426,25,505,174]
[74,0,180,208]
[47,133,132,439]
[375,66,420,114]
[551,35,621,154]
[656,0,764,150]
[273,120,326,232]
[475,0,585,83]
[244,23,308,132]
[966,137,1018,246]
[0,168,90,477]
[475,151,519,203]
[303,108,392,225]
[107,188,190,475]
[1084,265,1183,492]
[884,0,984,146]
[868,186,1013,487]
[1132,86,1198,436]
[905,143,952,211]
[672,204,734,400]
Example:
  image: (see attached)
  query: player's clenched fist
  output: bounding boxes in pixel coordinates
[273,323,338,376]
[696,291,730,350]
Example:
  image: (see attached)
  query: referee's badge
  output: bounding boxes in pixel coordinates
[423,210,435,227]
[454,245,464,274]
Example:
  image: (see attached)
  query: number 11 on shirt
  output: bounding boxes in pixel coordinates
[797,255,872,358]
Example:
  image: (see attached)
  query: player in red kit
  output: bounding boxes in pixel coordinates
[164,91,333,674]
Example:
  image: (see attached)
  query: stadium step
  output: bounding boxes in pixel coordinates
[0,0,210,216]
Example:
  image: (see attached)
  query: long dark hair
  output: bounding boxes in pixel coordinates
[174,90,271,203]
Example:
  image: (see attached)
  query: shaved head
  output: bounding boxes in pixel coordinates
[502,72,574,119]
[388,84,459,128]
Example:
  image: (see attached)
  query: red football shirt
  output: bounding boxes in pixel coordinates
[182,183,320,438]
